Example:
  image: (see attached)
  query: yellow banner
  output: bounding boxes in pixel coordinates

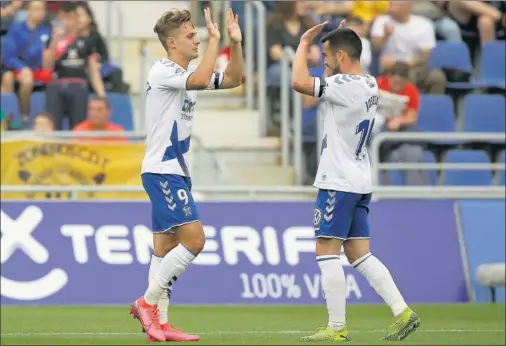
[1,139,147,200]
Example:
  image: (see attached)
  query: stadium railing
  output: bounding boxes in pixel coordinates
[0,131,230,187]
[370,132,506,185]
[2,184,504,201]
[245,0,267,135]
[1,132,504,201]
[105,1,125,70]
[281,46,304,185]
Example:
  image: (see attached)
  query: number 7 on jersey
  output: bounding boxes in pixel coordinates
[355,119,375,159]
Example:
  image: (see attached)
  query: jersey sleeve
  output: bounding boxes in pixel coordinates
[312,75,350,106]
[205,72,225,90]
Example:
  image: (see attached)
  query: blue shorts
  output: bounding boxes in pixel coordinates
[313,190,372,240]
[142,173,200,233]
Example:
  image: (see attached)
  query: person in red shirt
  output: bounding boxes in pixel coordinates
[376,62,420,133]
[73,96,125,142]
[375,62,429,186]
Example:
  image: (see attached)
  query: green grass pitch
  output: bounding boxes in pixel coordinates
[1,304,504,345]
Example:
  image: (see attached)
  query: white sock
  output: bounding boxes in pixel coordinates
[144,244,196,305]
[317,255,346,331]
[148,254,162,283]
[352,253,408,317]
[148,255,169,324]
[158,290,170,324]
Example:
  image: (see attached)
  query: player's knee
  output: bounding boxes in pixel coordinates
[345,250,367,265]
[343,240,370,264]
[178,223,205,255]
[153,239,179,257]
[182,235,205,255]
[315,237,342,257]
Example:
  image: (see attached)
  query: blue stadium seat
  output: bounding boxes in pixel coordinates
[388,151,437,186]
[387,170,404,186]
[477,41,506,89]
[1,93,21,122]
[417,95,457,144]
[29,92,70,130]
[302,107,318,143]
[462,95,505,140]
[428,41,473,74]
[30,91,46,119]
[92,93,134,130]
[498,151,505,186]
[309,65,325,78]
[443,149,493,186]
[428,41,480,89]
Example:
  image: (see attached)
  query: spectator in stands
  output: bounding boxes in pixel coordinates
[412,1,463,42]
[1,0,51,125]
[0,1,23,34]
[266,1,321,87]
[444,1,505,44]
[76,2,126,93]
[76,3,108,63]
[374,62,429,186]
[73,96,125,141]
[44,2,105,130]
[308,1,388,30]
[32,111,55,132]
[371,1,446,94]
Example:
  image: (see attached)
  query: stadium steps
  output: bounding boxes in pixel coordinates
[193,109,295,185]
[115,38,294,185]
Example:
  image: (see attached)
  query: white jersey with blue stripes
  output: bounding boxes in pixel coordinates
[312,74,379,194]
[141,58,223,176]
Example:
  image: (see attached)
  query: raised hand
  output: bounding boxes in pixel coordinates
[204,7,220,40]
[227,8,242,44]
[300,21,328,44]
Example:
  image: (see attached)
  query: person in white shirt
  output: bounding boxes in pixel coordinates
[291,20,419,342]
[129,8,243,343]
[371,0,446,94]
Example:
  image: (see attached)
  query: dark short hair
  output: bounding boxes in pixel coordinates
[389,62,410,79]
[89,96,110,109]
[320,28,362,61]
[60,2,78,14]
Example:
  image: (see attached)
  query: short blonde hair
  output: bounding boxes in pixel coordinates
[154,9,192,51]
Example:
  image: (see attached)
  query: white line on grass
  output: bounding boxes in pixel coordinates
[1,330,504,337]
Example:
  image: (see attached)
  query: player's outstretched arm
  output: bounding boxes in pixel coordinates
[186,8,221,90]
[218,9,243,89]
[291,21,328,96]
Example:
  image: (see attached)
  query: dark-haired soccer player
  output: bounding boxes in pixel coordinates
[291,21,420,342]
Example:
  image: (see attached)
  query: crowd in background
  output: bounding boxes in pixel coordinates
[247,0,504,184]
[1,0,505,185]
[0,0,127,133]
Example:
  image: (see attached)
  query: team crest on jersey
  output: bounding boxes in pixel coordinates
[313,208,322,231]
[181,99,196,123]
[181,99,196,114]
[183,205,192,217]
